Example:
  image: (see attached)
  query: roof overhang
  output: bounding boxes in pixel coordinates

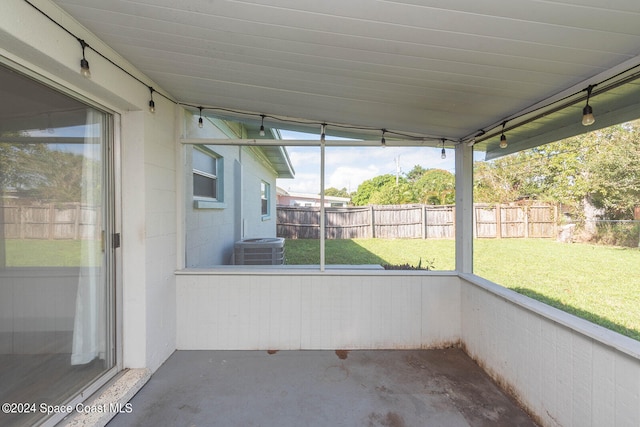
[260,145,295,179]
[476,62,640,159]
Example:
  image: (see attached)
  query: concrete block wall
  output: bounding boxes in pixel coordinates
[176,271,461,350]
[460,274,640,427]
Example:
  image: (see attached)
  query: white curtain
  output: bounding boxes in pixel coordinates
[71,109,106,365]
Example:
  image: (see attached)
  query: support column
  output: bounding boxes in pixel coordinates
[455,143,473,274]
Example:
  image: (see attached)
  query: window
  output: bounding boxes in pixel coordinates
[193,147,223,206]
[261,181,270,218]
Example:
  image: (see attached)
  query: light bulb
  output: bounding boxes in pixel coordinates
[499,134,508,149]
[148,99,155,113]
[441,148,446,159]
[78,39,91,79]
[259,115,266,136]
[198,117,203,128]
[582,105,595,126]
[80,58,91,78]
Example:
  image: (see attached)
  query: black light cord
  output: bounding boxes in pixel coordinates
[474,65,640,144]
[22,0,640,147]
[23,0,174,105]
[20,0,460,144]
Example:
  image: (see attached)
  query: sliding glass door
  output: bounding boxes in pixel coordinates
[0,64,117,426]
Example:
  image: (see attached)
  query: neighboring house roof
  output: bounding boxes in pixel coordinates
[277,187,350,204]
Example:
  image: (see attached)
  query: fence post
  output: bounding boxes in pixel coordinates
[472,205,477,238]
[421,205,426,239]
[48,203,55,240]
[0,203,5,268]
[495,204,502,239]
[451,206,456,239]
[19,206,25,239]
[524,205,529,238]
[74,203,81,240]
[370,205,375,238]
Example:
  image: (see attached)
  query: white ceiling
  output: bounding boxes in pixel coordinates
[53,0,640,149]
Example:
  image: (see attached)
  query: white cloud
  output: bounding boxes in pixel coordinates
[276,134,456,194]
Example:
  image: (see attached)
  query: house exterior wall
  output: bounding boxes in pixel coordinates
[183,112,279,267]
[240,146,278,239]
[460,274,640,427]
[185,144,240,266]
[176,271,461,350]
[1,0,177,372]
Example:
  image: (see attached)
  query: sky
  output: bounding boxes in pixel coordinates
[276,130,456,194]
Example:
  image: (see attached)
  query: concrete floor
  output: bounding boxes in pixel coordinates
[107,348,537,427]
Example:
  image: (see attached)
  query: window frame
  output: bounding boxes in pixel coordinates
[261,180,271,219]
[192,146,225,209]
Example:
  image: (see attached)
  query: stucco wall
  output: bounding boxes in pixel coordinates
[238,146,278,239]
[185,144,241,266]
[183,113,279,267]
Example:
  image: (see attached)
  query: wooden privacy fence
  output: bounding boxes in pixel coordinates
[277,203,557,239]
[1,203,101,240]
[474,203,558,238]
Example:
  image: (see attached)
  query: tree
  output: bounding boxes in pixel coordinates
[351,174,399,206]
[405,165,428,182]
[1,141,92,204]
[414,169,455,205]
[474,119,640,222]
[368,181,415,205]
[586,123,640,219]
[323,187,350,198]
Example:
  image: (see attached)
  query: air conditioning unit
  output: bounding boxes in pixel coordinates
[234,237,285,265]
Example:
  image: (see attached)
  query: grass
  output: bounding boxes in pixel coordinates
[285,238,640,341]
[5,237,639,341]
[3,239,100,267]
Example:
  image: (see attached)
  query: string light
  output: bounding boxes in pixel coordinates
[148,87,155,113]
[78,38,91,78]
[582,85,596,126]
[441,139,446,159]
[198,107,204,128]
[499,122,508,149]
[381,129,386,147]
[467,130,484,147]
[259,114,266,136]
[320,123,326,142]
[25,0,640,147]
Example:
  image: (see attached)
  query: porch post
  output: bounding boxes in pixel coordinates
[455,142,473,274]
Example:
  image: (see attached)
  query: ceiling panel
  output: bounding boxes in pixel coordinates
[53,0,640,146]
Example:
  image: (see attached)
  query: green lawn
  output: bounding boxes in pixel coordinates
[3,239,100,267]
[285,238,640,341]
[5,237,638,341]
